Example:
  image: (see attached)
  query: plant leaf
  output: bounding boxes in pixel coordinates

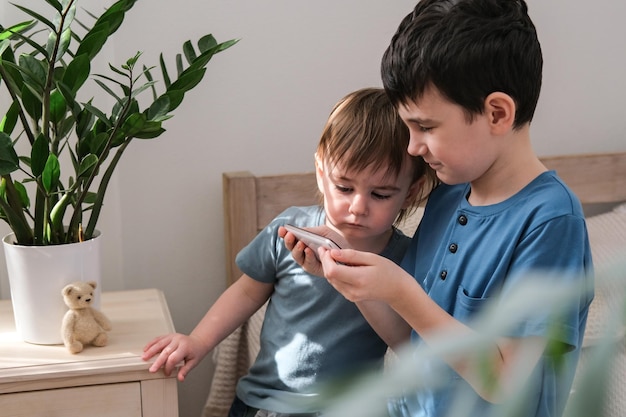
[163,90,184,112]
[41,153,60,193]
[189,39,240,71]
[7,29,51,59]
[82,102,112,128]
[74,106,94,139]
[76,0,137,62]
[147,95,170,121]
[31,133,50,177]
[130,80,157,99]
[182,40,197,65]
[51,0,76,33]
[21,83,43,122]
[133,121,164,139]
[62,54,90,92]
[0,20,37,41]
[57,26,73,60]
[133,127,165,139]
[18,54,47,89]
[121,112,146,137]
[44,0,63,13]
[93,78,123,104]
[47,1,76,60]
[12,180,30,209]
[0,132,20,175]
[0,48,25,94]
[75,26,108,61]
[56,115,75,140]
[10,5,56,31]
[124,51,141,69]
[91,0,136,34]
[215,38,240,53]
[49,89,67,124]
[158,53,171,89]
[82,191,97,204]
[0,101,20,135]
[169,68,206,94]
[89,131,109,156]
[197,34,217,53]
[77,153,98,178]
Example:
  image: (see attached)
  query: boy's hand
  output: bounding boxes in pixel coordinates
[318,248,406,304]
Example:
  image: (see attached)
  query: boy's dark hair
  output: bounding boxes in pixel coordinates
[381,0,542,129]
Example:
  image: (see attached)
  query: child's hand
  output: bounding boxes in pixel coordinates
[279,225,324,275]
[142,333,206,382]
[279,225,348,276]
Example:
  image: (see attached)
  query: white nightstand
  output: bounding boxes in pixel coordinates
[0,288,179,417]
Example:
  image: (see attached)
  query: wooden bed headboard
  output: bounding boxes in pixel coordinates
[222,151,626,286]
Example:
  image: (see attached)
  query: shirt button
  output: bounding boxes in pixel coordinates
[440,270,447,280]
[458,215,467,225]
[449,243,458,253]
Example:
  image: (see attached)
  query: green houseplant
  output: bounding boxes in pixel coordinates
[0,0,237,246]
[0,0,237,344]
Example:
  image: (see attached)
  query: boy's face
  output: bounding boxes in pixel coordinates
[316,156,417,252]
[397,86,499,186]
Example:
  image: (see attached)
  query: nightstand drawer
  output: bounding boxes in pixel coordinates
[1,382,141,417]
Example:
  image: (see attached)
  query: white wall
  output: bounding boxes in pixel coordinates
[1,1,624,417]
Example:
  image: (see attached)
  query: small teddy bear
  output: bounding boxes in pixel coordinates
[61,281,112,354]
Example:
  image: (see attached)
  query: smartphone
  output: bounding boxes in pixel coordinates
[283,224,342,259]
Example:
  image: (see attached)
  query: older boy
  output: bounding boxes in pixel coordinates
[287,1,594,416]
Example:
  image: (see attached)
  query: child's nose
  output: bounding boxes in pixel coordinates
[349,194,369,216]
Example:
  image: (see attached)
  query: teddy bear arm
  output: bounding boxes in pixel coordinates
[92,309,112,331]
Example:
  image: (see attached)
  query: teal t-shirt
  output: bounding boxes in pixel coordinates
[236,205,411,413]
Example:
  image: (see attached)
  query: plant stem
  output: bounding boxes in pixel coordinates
[66,76,136,242]
[85,139,132,240]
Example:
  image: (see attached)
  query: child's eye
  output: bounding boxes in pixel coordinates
[335,185,352,193]
[372,192,392,200]
[419,125,432,133]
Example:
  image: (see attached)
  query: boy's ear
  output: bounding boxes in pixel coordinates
[484,92,516,134]
[314,153,325,193]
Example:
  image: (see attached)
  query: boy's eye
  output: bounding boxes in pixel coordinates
[419,125,432,133]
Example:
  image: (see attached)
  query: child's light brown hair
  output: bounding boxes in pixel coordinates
[316,87,437,225]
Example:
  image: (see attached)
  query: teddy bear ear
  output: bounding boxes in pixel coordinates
[62,285,75,296]
[87,281,97,290]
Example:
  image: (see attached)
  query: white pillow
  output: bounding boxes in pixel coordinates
[582,204,626,346]
[612,202,626,213]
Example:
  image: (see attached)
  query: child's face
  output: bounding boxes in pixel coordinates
[397,86,500,186]
[316,156,417,252]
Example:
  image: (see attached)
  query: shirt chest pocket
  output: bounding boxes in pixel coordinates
[453,285,491,325]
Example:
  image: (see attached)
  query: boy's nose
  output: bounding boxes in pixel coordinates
[407,137,428,157]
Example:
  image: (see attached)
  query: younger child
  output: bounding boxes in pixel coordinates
[142,87,436,416]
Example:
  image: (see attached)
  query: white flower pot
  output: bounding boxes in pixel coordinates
[2,232,102,345]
